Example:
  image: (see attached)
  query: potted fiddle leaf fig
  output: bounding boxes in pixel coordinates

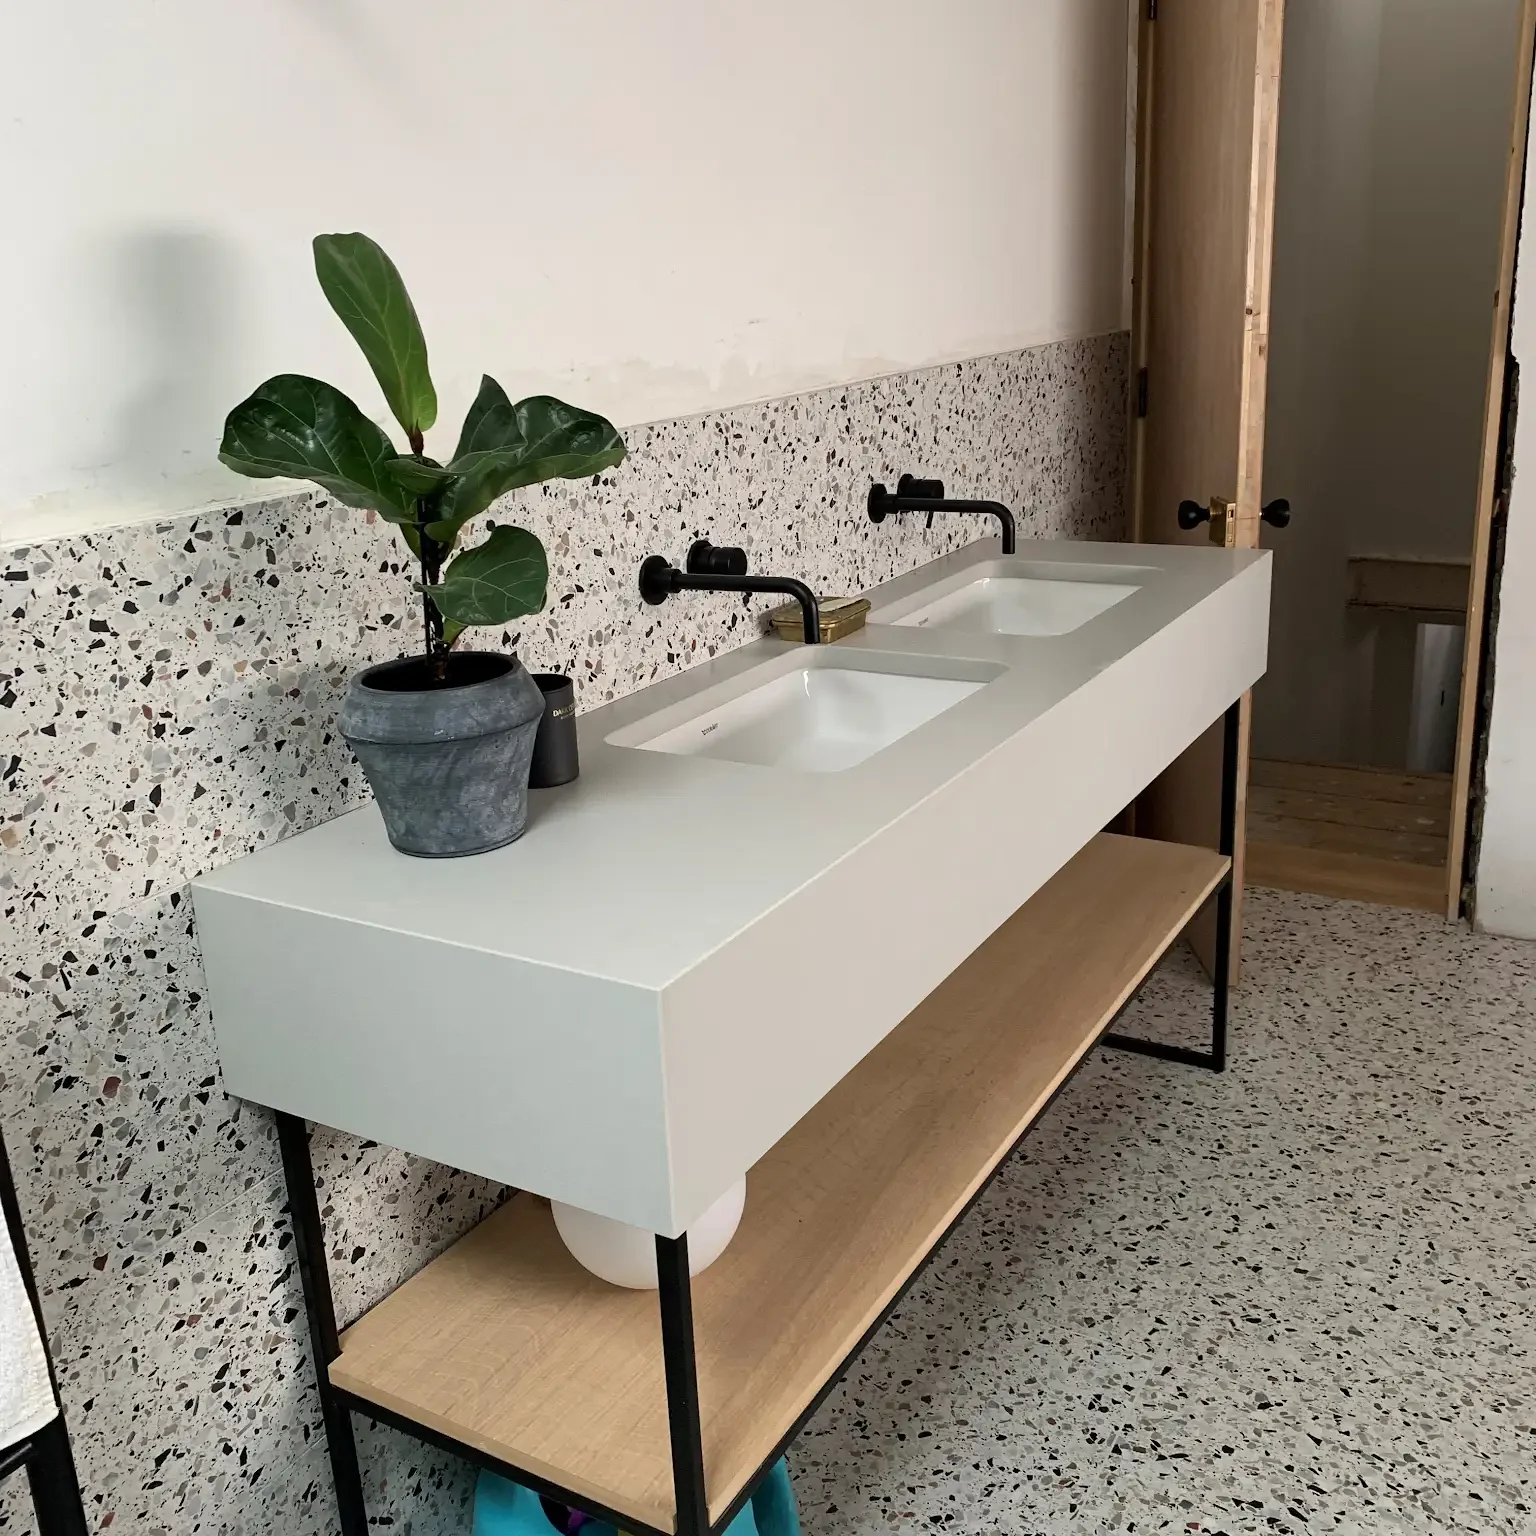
[219,233,626,857]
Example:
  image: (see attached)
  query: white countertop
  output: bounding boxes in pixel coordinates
[194,538,1271,1233]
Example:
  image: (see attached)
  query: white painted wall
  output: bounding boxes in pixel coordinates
[0,1,1130,546]
[1256,0,1521,767]
[1476,100,1536,939]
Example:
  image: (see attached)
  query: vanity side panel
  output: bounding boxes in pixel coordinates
[658,558,1271,1228]
[191,889,677,1231]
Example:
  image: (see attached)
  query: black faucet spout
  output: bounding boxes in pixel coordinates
[868,474,1018,554]
[639,547,823,643]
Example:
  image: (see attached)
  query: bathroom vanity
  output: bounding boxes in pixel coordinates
[193,537,1271,1536]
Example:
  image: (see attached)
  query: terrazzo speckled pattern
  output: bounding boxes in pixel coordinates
[0,335,1127,1533]
[794,888,1536,1535]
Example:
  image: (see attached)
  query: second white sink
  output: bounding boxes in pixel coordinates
[870,560,1148,637]
[607,650,1000,772]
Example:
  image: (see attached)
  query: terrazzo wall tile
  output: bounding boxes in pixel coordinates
[0,333,1128,1533]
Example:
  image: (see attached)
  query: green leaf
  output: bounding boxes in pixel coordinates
[442,618,467,649]
[219,374,414,519]
[385,455,459,496]
[313,233,437,439]
[422,525,548,628]
[429,377,627,539]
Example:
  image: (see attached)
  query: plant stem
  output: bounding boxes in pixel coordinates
[415,498,447,680]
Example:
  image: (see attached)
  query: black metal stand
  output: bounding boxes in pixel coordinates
[275,1112,369,1536]
[1103,698,1241,1073]
[0,1124,88,1536]
[656,1235,708,1536]
[277,701,1247,1536]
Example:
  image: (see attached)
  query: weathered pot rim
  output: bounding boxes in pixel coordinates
[354,650,517,696]
[339,650,543,747]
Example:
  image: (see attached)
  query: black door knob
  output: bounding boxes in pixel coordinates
[1177,499,1210,531]
[1261,498,1291,528]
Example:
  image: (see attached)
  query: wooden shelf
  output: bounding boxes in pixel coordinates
[331,834,1228,1531]
[1347,557,1470,622]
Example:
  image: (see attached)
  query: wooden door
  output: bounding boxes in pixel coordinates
[1130,0,1286,977]
[1447,0,1536,919]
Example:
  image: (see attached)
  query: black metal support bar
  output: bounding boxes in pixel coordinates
[1104,697,1242,1072]
[656,1234,710,1536]
[24,1417,89,1536]
[275,1111,370,1536]
[0,1438,33,1483]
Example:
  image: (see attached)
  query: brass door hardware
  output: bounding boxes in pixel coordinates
[1177,495,1239,547]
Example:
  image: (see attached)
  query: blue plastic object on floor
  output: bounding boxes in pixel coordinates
[473,1458,799,1536]
[745,1460,801,1536]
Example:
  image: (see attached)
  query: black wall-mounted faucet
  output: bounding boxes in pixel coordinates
[639,540,823,643]
[868,474,1018,554]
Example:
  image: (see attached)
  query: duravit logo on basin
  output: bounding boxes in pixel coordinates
[701,722,719,737]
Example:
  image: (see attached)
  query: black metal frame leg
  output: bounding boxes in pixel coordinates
[276,1112,370,1536]
[656,1234,710,1536]
[25,1415,88,1536]
[1103,698,1241,1073]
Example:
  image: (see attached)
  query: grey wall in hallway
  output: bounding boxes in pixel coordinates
[1256,0,1522,768]
[0,334,1126,1534]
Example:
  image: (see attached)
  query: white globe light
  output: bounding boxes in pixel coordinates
[552,1177,748,1289]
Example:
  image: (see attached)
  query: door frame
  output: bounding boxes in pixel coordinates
[1129,0,1286,548]
[1447,0,1536,918]
[1127,0,1287,983]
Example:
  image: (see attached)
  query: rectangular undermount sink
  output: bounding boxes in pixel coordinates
[606,650,1001,772]
[871,560,1148,637]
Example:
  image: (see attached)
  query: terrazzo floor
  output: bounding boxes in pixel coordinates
[792,887,1536,1535]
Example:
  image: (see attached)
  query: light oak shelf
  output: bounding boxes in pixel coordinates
[1347,556,1470,622]
[331,833,1228,1531]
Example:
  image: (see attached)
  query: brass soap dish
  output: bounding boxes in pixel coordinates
[767,595,871,644]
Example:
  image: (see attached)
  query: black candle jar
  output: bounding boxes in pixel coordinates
[529,673,579,788]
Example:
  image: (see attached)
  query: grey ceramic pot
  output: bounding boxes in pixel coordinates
[338,651,546,858]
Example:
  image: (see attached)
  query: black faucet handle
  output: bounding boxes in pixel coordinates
[686,539,748,577]
[896,473,945,500]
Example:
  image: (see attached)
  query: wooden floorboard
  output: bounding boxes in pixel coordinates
[1249,758,1453,809]
[330,834,1229,1531]
[1250,785,1449,839]
[1246,840,1445,912]
[1246,759,1451,911]
[1247,811,1445,866]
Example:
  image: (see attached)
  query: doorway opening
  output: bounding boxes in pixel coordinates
[1246,0,1532,915]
